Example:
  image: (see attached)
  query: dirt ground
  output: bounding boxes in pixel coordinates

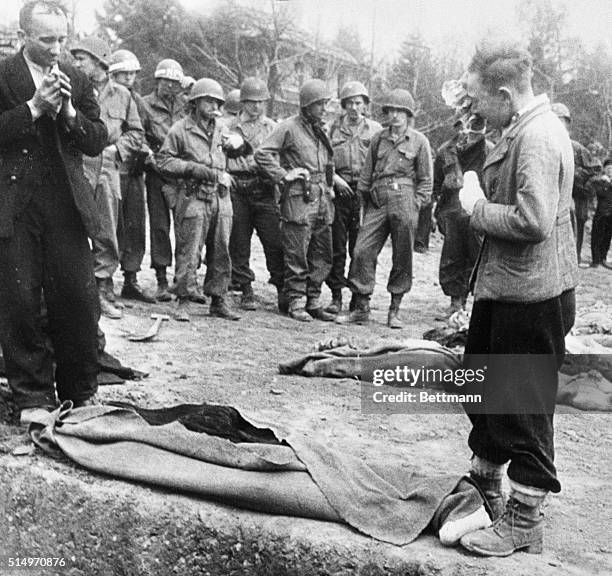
[1,226,612,575]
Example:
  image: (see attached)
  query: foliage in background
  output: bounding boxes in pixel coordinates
[91,0,611,152]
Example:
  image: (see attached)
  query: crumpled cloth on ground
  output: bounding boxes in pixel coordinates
[279,339,461,386]
[564,334,612,381]
[0,349,147,386]
[29,402,486,546]
[422,326,468,349]
[573,302,612,334]
[558,371,612,411]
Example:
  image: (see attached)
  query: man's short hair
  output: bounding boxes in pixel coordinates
[19,0,67,35]
[468,39,533,93]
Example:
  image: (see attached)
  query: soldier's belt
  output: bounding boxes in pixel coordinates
[374,176,414,190]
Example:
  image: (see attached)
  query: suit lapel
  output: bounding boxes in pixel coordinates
[5,51,36,106]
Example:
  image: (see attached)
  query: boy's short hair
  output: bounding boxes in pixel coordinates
[468,39,533,94]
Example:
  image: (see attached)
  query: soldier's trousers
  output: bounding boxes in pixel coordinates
[326,193,361,292]
[414,201,433,251]
[89,160,121,280]
[280,193,333,310]
[118,173,146,273]
[175,192,232,298]
[573,197,588,261]
[591,212,612,265]
[348,190,418,296]
[230,189,284,289]
[439,209,482,298]
[146,170,173,270]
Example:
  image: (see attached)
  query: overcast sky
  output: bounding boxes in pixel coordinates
[2,0,611,61]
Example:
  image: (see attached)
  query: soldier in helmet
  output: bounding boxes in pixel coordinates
[142,59,187,301]
[71,37,144,319]
[339,89,433,329]
[552,102,601,264]
[157,78,240,322]
[255,79,352,322]
[324,80,382,314]
[434,112,491,316]
[227,77,284,311]
[108,49,156,303]
[223,88,241,122]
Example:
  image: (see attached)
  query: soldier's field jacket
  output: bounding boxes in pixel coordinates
[358,126,432,209]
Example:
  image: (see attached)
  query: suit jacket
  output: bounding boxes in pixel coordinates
[469,97,579,302]
[0,50,108,238]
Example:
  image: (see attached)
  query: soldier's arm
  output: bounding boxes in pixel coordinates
[254,123,290,183]
[414,135,433,207]
[114,94,144,162]
[357,132,378,196]
[157,128,217,182]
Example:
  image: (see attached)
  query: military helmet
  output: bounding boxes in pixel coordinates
[224,89,241,113]
[299,79,331,108]
[187,78,225,104]
[70,36,111,69]
[108,49,141,74]
[551,102,571,121]
[240,77,269,102]
[339,80,369,106]
[154,59,184,82]
[381,89,416,116]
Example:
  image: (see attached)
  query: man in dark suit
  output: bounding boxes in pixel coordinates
[0,1,107,424]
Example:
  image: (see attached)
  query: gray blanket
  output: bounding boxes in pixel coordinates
[30,403,482,545]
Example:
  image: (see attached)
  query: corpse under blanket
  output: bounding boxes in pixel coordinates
[30,402,484,546]
[279,339,461,383]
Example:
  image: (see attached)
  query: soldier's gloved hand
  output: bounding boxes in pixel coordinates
[333,174,354,199]
[28,74,62,119]
[283,167,309,183]
[190,163,211,180]
[459,171,486,215]
[360,189,371,206]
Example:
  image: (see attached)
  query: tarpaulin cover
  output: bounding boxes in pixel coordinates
[30,402,483,545]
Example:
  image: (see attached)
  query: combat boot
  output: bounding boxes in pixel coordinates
[387,293,404,329]
[155,267,172,302]
[240,284,258,311]
[469,472,505,521]
[307,306,336,322]
[209,295,241,321]
[188,291,207,305]
[336,294,370,324]
[97,278,121,319]
[102,277,117,303]
[289,308,313,322]
[460,495,544,556]
[288,299,312,322]
[175,299,191,322]
[121,272,156,303]
[324,290,342,314]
